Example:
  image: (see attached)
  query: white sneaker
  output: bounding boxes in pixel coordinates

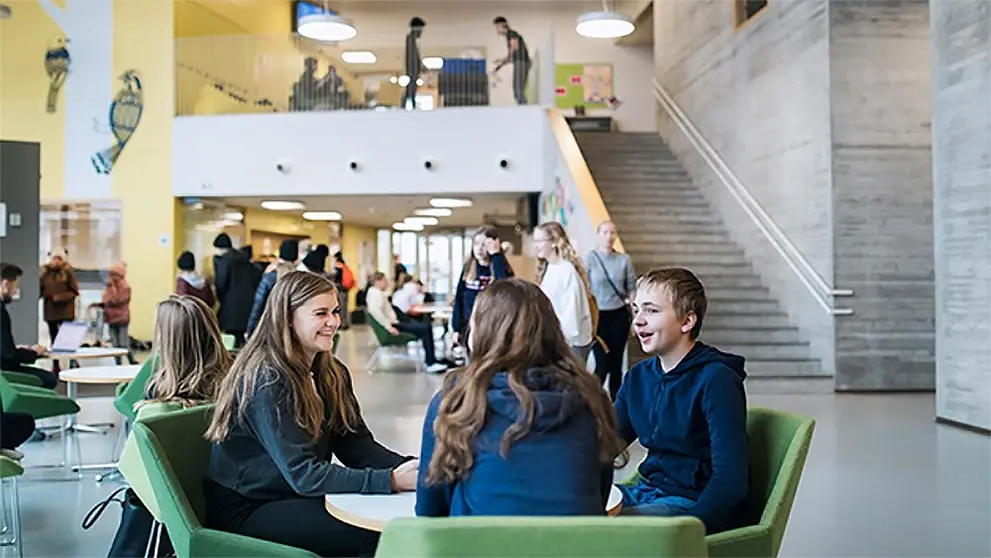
[1,449,24,461]
[425,362,449,374]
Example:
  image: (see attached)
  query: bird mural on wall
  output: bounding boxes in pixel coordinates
[44,37,71,114]
[91,70,143,175]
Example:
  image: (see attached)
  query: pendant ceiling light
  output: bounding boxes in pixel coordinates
[576,0,635,39]
[296,1,357,42]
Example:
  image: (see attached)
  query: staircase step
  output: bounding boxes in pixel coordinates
[633,253,749,266]
[707,300,783,314]
[609,211,722,224]
[703,313,792,328]
[746,376,834,394]
[705,287,773,301]
[631,263,755,278]
[695,274,766,289]
[744,358,824,376]
[618,232,730,245]
[622,241,741,255]
[701,327,803,344]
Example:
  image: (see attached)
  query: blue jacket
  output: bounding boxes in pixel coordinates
[416,368,612,517]
[450,253,512,335]
[246,270,278,336]
[616,342,749,532]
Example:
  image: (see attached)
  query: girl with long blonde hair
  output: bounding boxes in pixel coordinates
[416,278,626,517]
[204,271,416,557]
[533,222,600,363]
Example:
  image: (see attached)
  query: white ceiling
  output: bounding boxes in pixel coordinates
[216,193,525,229]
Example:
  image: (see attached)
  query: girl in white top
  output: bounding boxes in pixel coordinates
[533,222,595,365]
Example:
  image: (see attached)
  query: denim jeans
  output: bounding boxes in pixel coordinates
[618,481,697,516]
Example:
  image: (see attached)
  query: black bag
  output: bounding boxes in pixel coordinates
[82,487,175,557]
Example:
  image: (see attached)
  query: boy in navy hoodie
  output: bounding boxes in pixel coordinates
[615,267,748,533]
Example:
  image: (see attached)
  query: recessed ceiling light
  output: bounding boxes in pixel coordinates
[393,221,424,232]
[416,78,424,86]
[341,50,376,64]
[389,76,398,84]
[422,57,444,70]
[261,200,306,211]
[222,211,244,221]
[429,197,473,208]
[414,208,452,217]
[404,216,438,226]
[398,75,411,87]
[302,211,342,221]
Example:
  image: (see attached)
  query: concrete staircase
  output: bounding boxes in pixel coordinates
[575,132,831,393]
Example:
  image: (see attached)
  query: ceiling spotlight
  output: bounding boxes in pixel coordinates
[393,221,424,232]
[296,3,357,42]
[389,76,398,84]
[341,50,376,64]
[414,208,452,217]
[302,211,342,221]
[222,211,244,222]
[575,9,635,39]
[260,200,306,211]
[429,197,473,208]
[416,78,424,86]
[422,57,444,70]
[398,75,411,87]
[404,216,439,226]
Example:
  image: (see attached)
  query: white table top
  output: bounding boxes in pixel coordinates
[411,304,454,315]
[47,347,129,361]
[325,485,623,532]
[59,364,141,384]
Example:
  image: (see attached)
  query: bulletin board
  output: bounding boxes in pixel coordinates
[554,63,614,109]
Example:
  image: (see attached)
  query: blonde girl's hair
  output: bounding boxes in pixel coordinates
[206,271,359,442]
[144,295,233,408]
[535,222,605,350]
[460,225,514,283]
[425,278,627,485]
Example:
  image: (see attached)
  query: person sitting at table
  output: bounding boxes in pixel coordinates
[416,278,626,517]
[204,272,418,558]
[367,272,447,374]
[0,262,57,389]
[116,295,233,524]
[391,275,426,321]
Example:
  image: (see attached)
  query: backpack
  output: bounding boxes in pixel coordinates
[339,264,355,290]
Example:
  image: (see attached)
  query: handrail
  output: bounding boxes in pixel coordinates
[652,79,853,316]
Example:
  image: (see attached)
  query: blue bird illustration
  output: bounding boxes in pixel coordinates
[92,70,143,175]
[44,37,70,114]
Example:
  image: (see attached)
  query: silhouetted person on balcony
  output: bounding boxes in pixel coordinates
[493,17,531,105]
[291,57,342,111]
[404,17,425,110]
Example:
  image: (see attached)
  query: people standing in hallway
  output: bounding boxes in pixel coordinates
[331,252,354,330]
[451,226,513,345]
[393,254,408,285]
[416,278,626,517]
[404,17,426,110]
[493,17,531,105]
[40,248,79,347]
[302,245,330,275]
[176,251,216,308]
[0,263,57,389]
[533,222,596,365]
[102,261,136,364]
[204,272,417,558]
[246,239,299,338]
[367,272,448,374]
[212,233,256,348]
[585,221,636,400]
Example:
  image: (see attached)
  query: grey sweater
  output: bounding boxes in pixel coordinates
[207,363,411,500]
[584,250,636,311]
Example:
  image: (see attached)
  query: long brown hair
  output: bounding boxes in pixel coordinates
[425,278,626,485]
[460,226,514,283]
[206,271,359,442]
[144,295,232,408]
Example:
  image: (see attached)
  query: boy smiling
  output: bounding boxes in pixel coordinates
[615,267,749,533]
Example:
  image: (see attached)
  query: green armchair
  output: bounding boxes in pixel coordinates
[113,355,159,422]
[366,317,421,373]
[1,370,44,387]
[0,375,79,419]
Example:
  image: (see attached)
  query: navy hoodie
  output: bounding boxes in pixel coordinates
[615,342,749,533]
[416,368,612,517]
[450,253,512,335]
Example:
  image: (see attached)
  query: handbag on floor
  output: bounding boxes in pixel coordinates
[82,486,175,557]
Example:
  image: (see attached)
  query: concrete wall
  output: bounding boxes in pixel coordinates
[652,0,837,374]
[931,0,991,430]
[829,0,935,390]
[0,141,42,344]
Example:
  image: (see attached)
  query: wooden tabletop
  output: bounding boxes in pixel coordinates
[325,486,624,532]
[59,364,141,385]
[47,347,129,361]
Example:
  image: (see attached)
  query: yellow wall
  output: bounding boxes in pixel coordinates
[341,223,378,306]
[174,0,291,38]
[243,207,319,243]
[0,0,178,340]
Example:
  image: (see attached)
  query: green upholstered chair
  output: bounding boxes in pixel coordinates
[0,375,79,419]
[221,334,236,352]
[0,371,43,388]
[0,456,24,557]
[620,407,815,558]
[375,516,709,558]
[113,355,159,422]
[133,405,318,558]
[366,317,422,373]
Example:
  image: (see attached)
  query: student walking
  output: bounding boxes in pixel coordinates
[102,261,136,363]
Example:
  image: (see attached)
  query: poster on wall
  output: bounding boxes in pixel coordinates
[554,63,613,109]
[540,175,574,227]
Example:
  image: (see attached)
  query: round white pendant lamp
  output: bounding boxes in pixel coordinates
[576,2,635,39]
[297,2,357,42]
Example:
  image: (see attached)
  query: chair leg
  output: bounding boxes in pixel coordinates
[0,477,22,558]
[152,521,163,557]
[365,346,386,374]
[143,520,157,558]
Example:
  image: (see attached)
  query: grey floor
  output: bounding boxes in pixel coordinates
[7,326,990,558]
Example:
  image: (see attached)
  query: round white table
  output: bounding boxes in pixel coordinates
[47,346,129,367]
[325,486,624,532]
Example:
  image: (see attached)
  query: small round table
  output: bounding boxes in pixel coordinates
[47,347,129,368]
[325,486,624,532]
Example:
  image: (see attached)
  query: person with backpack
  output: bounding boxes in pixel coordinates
[332,251,355,330]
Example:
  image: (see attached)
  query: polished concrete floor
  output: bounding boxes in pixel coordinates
[6,326,990,558]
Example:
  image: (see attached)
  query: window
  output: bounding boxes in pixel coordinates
[734,0,768,28]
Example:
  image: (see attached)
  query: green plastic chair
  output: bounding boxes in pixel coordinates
[132,405,318,558]
[621,407,815,558]
[375,516,709,558]
[0,455,24,557]
[113,355,159,422]
[0,375,79,419]
[366,318,421,373]
[0,371,43,388]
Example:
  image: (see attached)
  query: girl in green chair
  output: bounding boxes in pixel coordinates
[118,295,233,519]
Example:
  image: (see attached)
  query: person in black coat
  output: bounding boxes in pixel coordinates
[212,233,256,348]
